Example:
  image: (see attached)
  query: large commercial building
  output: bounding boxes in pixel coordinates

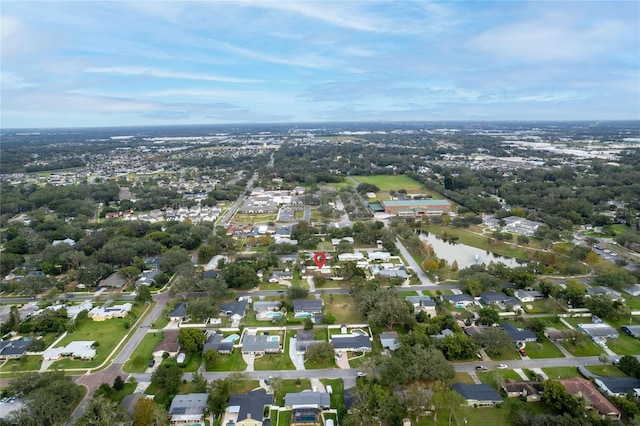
[379,199,451,216]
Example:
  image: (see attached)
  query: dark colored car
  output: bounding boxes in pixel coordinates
[149,359,156,368]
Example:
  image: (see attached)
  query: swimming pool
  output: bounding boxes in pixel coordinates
[352,329,368,337]
[222,334,240,343]
[265,312,284,318]
[267,335,280,343]
[294,312,313,318]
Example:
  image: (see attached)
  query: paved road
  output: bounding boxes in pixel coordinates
[395,237,434,285]
[219,171,258,226]
[67,291,170,424]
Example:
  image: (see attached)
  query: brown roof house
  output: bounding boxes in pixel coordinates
[501,380,543,402]
[153,330,180,358]
[559,377,621,420]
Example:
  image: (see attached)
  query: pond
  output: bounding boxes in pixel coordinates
[419,232,523,269]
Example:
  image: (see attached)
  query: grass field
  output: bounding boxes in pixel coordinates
[320,294,364,324]
[477,369,524,389]
[254,338,295,371]
[321,379,345,414]
[585,365,627,377]
[559,340,603,357]
[123,331,163,373]
[275,410,292,426]
[605,335,640,355]
[0,355,42,372]
[451,372,475,385]
[543,366,581,379]
[524,336,566,359]
[207,349,247,372]
[274,378,312,406]
[352,175,424,192]
[50,303,145,369]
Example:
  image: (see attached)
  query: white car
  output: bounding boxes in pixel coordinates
[497,364,508,369]
[356,371,367,377]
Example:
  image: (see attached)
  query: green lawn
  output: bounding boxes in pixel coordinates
[321,379,345,415]
[111,382,136,403]
[275,410,292,426]
[542,366,581,380]
[50,304,145,369]
[274,379,312,406]
[254,337,295,371]
[486,348,520,361]
[524,336,565,359]
[585,365,628,377]
[399,290,419,296]
[207,349,247,372]
[0,355,42,372]
[180,351,202,372]
[606,334,640,355]
[320,294,364,324]
[559,340,603,357]
[451,372,475,385]
[477,370,524,389]
[352,175,425,192]
[123,331,163,373]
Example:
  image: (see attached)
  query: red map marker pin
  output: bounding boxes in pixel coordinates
[313,252,327,268]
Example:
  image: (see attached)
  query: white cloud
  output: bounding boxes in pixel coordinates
[84,66,260,84]
[0,72,36,89]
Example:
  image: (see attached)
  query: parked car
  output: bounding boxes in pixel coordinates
[475,365,488,371]
[497,364,508,369]
[357,371,367,377]
[149,359,156,368]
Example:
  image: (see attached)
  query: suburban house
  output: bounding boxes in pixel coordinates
[577,323,619,342]
[440,294,475,308]
[285,392,331,424]
[501,323,537,346]
[241,334,281,355]
[224,389,273,426]
[379,199,451,216]
[144,256,161,270]
[587,286,624,302]
[337,253,364,262]
[295,330,325,354]
[88,303,133,321]
[380,331,400,351]
[501,216,543,236]
[168,393,208,426]
[293,299,324,314]
[153,330,180,358]
[219,299,249,322]
[268,271,294,283]
[624,284,640,297]
[43,341,96,360]
[135,269,163,286]
[202,333,234,355]
[254,301,282,314]
[168,302,188,322]
[479,292,521,311]
[502,380,543,402]
[594,376,640,398]
[405,296,437,317]
[559,377,621,420]
[0,339,32,359]
[330,335,372,353]
[514,290,543,303]
[622,325,640,339]
[368,251,392,261]
[544,328,566,342]
[451,383,503,407]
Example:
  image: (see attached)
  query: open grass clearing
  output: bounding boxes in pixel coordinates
[123,331,163,373]
[352,175,425,192]
[559,340,603,357]
[542,366,581,380]
[0,355,42,372]
[477,369,524,389]
[320,294,364,324]
[50,303,145,369]
[585,365,627,377]
[207,349,247,372]
[605,334,640,356]
[523,336,565,359]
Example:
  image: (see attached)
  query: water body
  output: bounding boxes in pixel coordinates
[419,233,522,269]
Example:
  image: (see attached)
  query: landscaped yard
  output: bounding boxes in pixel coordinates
[254,338,295,371]
[321,379,345,414]
[50,303,146,369]
[585,365,627,377]
[606,334,640,356]
[523,336,565,359]
[273,378,312,406]
[180,351,202,372]
[477,370,524,389]
[559,340,603,357]
[450,372,475,385]
[542,366,581,380]
[274,409,292,426]
[123,331,163,373]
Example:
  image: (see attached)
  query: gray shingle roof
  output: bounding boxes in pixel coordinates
[228,389,273,422]
[285,392,331,408]
[451,383,503,403]
[331,335,371,351]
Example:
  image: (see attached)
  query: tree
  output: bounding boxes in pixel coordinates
[192,371,208,393]
[287,286,309,300]
[599,354,610,373]
[305,342,335,365]
[203,349,218,370]
[159,247,191,275]
[178,328,206,353]
[561,329,590,349]
[113,375,125,391]
[474,327,513,357]
[435,333,477,360]
[221,262,259,289]
[431,381,465,425]
[197,276,229,299]
[76,394,128,426]
[303,317,314,330]
[135,285,152,304]
[207,378,232,417]
[133,397,169,426]
[151,363,182,398]
[186,298,218,322]
[477,307,500,326]
[400,382,432,424]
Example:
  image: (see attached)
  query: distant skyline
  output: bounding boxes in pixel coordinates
[1,1,639,129]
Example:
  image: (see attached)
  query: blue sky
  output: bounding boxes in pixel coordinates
[1,1,639,128]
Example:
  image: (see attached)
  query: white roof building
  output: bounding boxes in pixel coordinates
[43,341,96,360]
